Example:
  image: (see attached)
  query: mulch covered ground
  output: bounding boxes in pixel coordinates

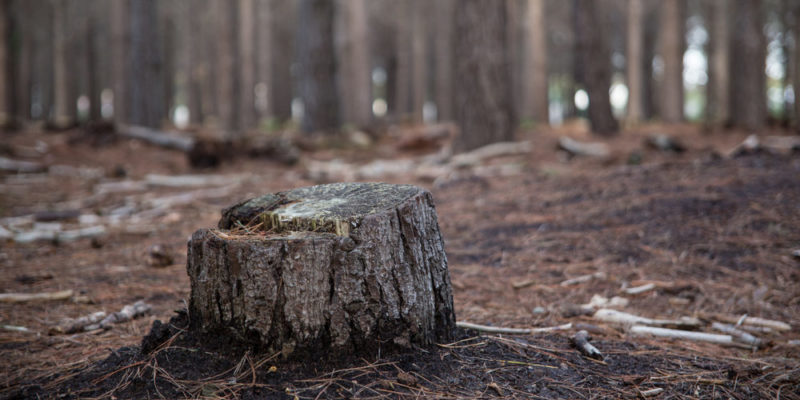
[1,123,799,398]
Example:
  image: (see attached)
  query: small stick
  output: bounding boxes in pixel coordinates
[630,325,739,346]
[571,330,603,360]
[702,313,791,332]
[594,309,701,329]
[51,311,108,334]
[560,272,606,286]
[0,289,73,303]
[640,388,664,397]
[456,321,572,335]
[623,283,656,295]
[512,278,537,289]
[711,322,763,348]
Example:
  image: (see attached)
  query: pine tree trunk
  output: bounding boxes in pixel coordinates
[795,2,800,131]
[574,0,619,135]
[128,0,163,128]
[52,0,72,127]
[213,0,239,133]
[296,0,339,133]
[706,0,730,127]
[730,0,765,130]
[393,1,412,118]
[410,0,426,123]
[0,0,10,127]
[658,0,684,123]
[433,0,454,122]
[338,0,371,127]
[453,0,515,151]
[255,0,272,122]
[187,183,456,357]
[626,0,644,124]
[111,0,129,123]
[523,0,549,125]
[271,0,295,122]
[239,0,256,131]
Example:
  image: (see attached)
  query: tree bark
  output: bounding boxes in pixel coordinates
[453,0,515,152]
[239,0,256,131]
[433,0,454,122]
[127,0,163,128]
[52,0,72,127]
[271,0,295,122]
[706,0,730,127]
[574,0,619,135]
[626,0,644,124]
[296,0,339,133]
[0,0,11,127]
[795,1,800,131]
[111,0,129,123]
[255,0,273,122]
[410,0,426,123]
[213,0,239,133]
[188,182,456,357]
[658,0,685,123]
[393,1,412,118]
[523,0,549,125]
[642,0,658,120]
[338,0,372,127]
[729,0,765,130]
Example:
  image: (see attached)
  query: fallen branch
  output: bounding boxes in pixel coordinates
[571,330,603,360]
[51,311,108,334]
[711,322,763,348]
[630,325,742,347]
[456,321,572,335]
[14,225,106,243]
[449,141,532,167]
[623,283,656,295]
[0,289,74,303]
[116,124,195,152]
[0,156,46,173]
[594,309,701,329]
[639,388,664,397]
[560,272,606,286]
[87,301,151,330]
[701,313,791,332]
[557,137,610,158]
[144,173,246,188]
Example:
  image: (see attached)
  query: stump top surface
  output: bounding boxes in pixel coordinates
[219,182,423,236]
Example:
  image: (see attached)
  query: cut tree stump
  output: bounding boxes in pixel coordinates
[187,182,456,357]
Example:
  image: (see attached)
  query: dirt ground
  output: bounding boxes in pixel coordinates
[1,122,799,399]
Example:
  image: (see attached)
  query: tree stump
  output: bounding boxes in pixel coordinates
[187,182,456,357]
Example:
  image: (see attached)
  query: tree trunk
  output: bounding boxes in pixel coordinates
[706,0,730,127]
[626,0,644,124]
[111,0,129,123]
[523,0,549,125]
[434,0,454,122]
[213,0,239,133]
[127,0,163,128]
[86,16,101,122]
[271,0,295,122]
[161,11,175,124]
[729,0,765,130]
[52,0,72,128]
[296,0,339,133]
[642,0,658,120]
[239,0,256,131]
[658,0,684,123]
[338,0,372,128]
[187,182,456,357]
[393,1,412,119]
[795,2,800,132]
[453,0,515,152]
[410,0,426,123]
[0,0,11,127]
[256,0,272,122]
[574,0,619,135]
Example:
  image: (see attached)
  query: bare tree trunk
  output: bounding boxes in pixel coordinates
[162,9,175,123]
[338,0,371,127]
[0,0,11,127]
[523,0,549,124]
[781,0,794,124]
[86,16,101,121]
[296,0,339,133]
[256,0,272,122]
[795,2,800,131]
[658,0,684,123]
[213,0,239,133]
[730,0,765,130]
[642,1,658,120]
[410,0,426,123]
[626,0,644,124]
[239,0,256,131]
[271,0,295,122]
[111,0,129,123]
[454,0,515,151]
[128,0,164,128]
[507,0,522,124]
[188,183,456,357]
[706,0,730,127]
[434,0,454,122]
[185,1,203,126]
[574,0,619,135]
[393,1,412,118]
[52,0,72,127]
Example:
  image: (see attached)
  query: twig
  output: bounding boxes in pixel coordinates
[711,322,763,348]
[639,388,664,397]
[456,321,572,335]
[594,309,701,329]
[560,271,606,286]
[624,283,656,295]
[571,330,603,360]
[630,325,743,347]
[51,311,108,334]
[0,289,74,303]
[702,313,791,332]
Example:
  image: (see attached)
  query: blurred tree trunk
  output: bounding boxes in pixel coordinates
[0,0,11,126]
[185,1,203,125]
[271,0,295,122]
[128,0,163,128]
[13,1,32,122]
[213,0,239,133]
[574,0,619,135]
[626,0,643,124]
[434,0,454,122]
[729,0,765,130]
[795,2,800,131]
[706,0,729,127]
[507,0,521,124]
[780,0,793,124]
[296,0,339,133]
[523,0,549,125]
[338,0,371,127]
[52,0,73,127]
[111,0,129,123]
[239,0,256,131]
[256,0,272,122]
[393,1,411,118]
[658,0,684,123]
[87,17,101,121]
[410,0,425,122]
[642,1,658,120]
[453,0,515,151]
[161,9,175,123]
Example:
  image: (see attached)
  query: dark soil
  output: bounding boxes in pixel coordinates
[1,124,799,398]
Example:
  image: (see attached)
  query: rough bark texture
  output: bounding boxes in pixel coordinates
[453,0,515,152]
[574,0,619,135]
[187,183,456,358]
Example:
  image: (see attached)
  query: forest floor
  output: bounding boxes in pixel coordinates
[0,121,799,399]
